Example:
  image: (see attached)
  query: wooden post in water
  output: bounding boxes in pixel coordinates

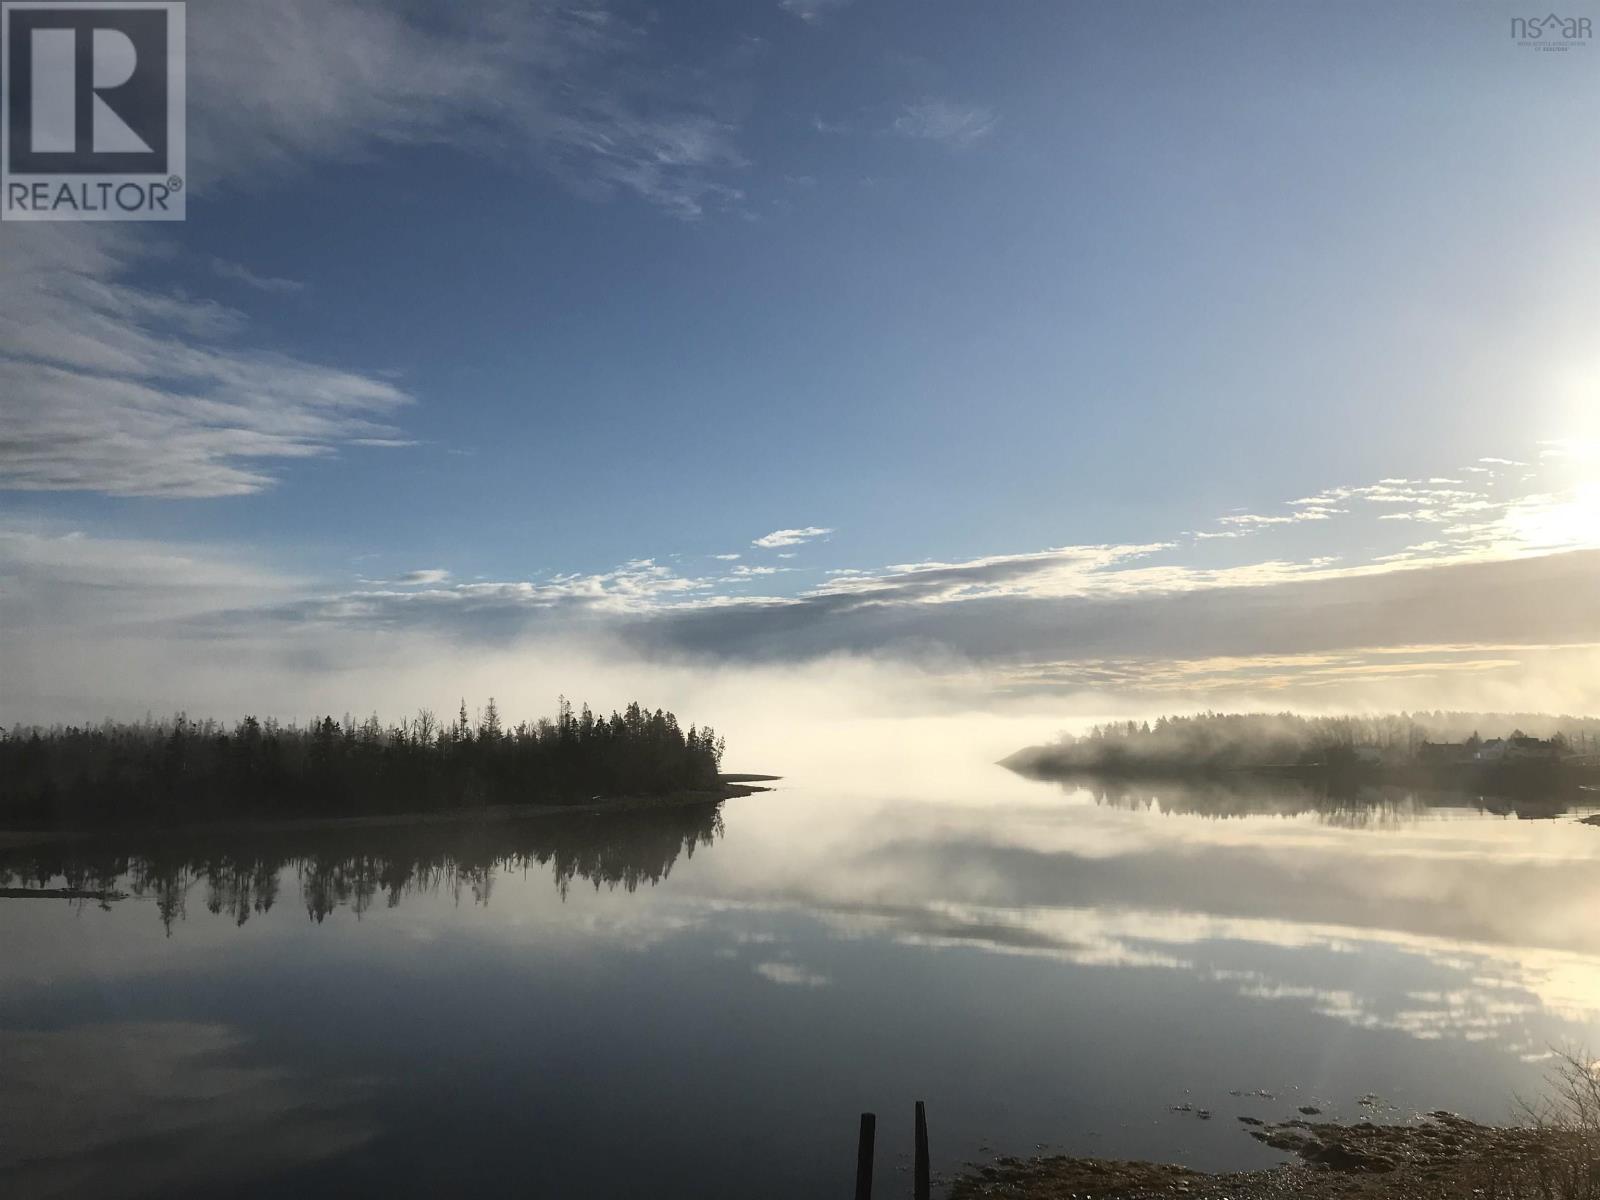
[914,1101,930,1200]
[854,1112,876,1200]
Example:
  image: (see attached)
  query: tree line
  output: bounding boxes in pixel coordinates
[1004,710,1600,779]
[0,698,726,829]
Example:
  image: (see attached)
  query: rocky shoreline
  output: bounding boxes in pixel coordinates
[949,1111,1590,1200]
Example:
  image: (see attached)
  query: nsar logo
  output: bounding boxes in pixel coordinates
[1511,12,1592,50]
[2,2,185,221]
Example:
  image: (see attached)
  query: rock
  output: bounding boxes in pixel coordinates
[1298,1105,1322,1115]
[1304,1141,1395,1173]
[1260,1131,1309,1151]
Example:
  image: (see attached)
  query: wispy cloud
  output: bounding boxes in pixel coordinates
[210,258,305,294]
[1202,476,1506,542]
[189,0,751,219]
[0,226,413,498]
[779,0,854,23]
[890,99,997,148]
[754,526,834,548]
[0,2,768,499]
[397,569,451,585]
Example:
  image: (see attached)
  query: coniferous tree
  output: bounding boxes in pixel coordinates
[0,699,729,829]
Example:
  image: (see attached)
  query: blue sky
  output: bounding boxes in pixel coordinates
[3,0,1600,722]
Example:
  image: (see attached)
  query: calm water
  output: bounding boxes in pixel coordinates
[4,748,1599,1199]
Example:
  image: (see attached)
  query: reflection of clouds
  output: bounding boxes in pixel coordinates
[796,895,1600,1048]
[676,779,1600,1066]
[0,1022,374,1199]
[753,961,831,988]
[1214,970,1542,1044]
[773,793,1600,962]
[816,900,1194,972]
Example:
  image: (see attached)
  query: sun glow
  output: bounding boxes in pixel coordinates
[1498,480,1600,554]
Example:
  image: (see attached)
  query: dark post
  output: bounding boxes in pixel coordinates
[854,1112,876,1200]
[914,1101,930,1200]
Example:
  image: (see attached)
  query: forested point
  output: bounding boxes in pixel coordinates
[1002,710,1600,793]
[0,698,727,830]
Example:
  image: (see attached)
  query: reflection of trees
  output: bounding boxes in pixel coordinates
[0,804,724,934]
[1060,774,1576,826]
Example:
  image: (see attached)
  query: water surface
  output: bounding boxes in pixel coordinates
[4,751,1599,1198]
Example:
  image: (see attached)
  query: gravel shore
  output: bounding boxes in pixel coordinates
[950,1111,1590,1200]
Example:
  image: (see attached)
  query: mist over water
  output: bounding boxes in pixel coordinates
[3,724,1598,1199]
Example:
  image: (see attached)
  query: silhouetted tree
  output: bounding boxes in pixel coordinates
[0,699,729,829]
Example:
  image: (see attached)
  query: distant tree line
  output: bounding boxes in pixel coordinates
[0,698,727,829]
[1004,710,1600,788]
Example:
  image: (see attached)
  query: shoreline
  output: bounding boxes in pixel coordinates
[950,1110,1585,1200]
[0,776,777,851]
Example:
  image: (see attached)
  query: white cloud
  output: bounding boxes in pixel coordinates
[779,0,853,22]
[753,526,834,548]
[7,453,1600,720]
[210,258,305,294]
[711,553,741,561]
[188,0,750,219]
[0,2,767,502]
[6,517,1600,725]
[890,100,997,148]
[0,225,413,498]
[1215,509,1337,528]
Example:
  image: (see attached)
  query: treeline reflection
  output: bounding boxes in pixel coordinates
[1062,774,1591,826]
[0,803,724,933]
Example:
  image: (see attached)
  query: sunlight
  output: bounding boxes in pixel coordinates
[1498,481,1600,554]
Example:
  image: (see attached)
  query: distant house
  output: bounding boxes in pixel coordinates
[1477,735,1560,762]
[1506,734,1560,761]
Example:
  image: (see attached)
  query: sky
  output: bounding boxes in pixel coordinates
[3,0,1600,732]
